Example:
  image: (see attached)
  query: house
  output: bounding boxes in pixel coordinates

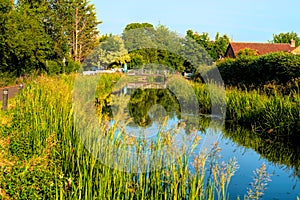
[225,40,300,58]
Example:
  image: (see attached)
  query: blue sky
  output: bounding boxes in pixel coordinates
[91,0,300,42]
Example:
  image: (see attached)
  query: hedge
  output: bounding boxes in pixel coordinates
[216,52,300,87]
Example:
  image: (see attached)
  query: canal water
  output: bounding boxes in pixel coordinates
[104,87,300,199]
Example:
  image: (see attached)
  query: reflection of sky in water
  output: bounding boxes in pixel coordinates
[215,136,300,200]
[191,129,300,200]
[123,114,180,138]
[111,111,200,152]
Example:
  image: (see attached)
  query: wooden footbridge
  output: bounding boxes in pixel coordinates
[114,69,172,94]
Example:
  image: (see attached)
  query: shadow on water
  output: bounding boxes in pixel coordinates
[223,124,300,181]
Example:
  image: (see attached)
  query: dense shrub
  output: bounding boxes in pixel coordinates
[0,164,57,199]
[46,60,62,75]
[65,59,82,74]
[0,71,16,87]
[217,52,300,87]
[46,59,82,75]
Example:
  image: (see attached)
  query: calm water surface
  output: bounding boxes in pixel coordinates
[105,87,300,199]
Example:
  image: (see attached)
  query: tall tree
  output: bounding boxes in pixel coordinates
[187,30,211,50]
[0,0,101,78]
[0,0,53,76]
[122,22,158,68]
[122,23,212,72]
[154,25,186,72]
[98,35,130,69]
[19,0,101,63]
[5,8,52,76]
[211,32,230,60]
[0,0,14,74]
[64,0,101,62]
[186,30,230,61]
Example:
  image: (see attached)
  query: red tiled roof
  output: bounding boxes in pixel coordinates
[229,42,295,55]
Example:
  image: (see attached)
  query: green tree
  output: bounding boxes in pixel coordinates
[6,11,52,76]
[122,22,158,68]
[0,0,15,85]
[124,22,154,32]
[44,0,70,61]
[68,0,100,62]
[99,33,113,43]
[3,0,101,76]
[123,23,212,73]
[182,35,213,73]
[211,32,230,60]
[0,0,14,72]
[187,30,211,50]
[186,30,230,61]
[49,0,100,63]
[97,35,130,69]
[21,0,101,63]
[152,25,186,72]
[0,0,54,77]
[272,32,300,46]
[123,23,186,71]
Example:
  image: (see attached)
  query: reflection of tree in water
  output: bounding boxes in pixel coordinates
[224,125,300,180]
[128,89,180,127]
[96,85,210,135]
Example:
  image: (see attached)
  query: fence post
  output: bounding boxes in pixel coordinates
[2,89,8,111]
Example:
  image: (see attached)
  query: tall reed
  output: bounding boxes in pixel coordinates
[191,81,300,136]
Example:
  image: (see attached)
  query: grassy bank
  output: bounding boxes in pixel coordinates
[191,82,300,136]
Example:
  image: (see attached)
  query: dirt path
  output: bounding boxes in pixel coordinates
[0,85,21,102]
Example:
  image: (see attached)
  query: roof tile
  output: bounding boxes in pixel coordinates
[230,42,295,55]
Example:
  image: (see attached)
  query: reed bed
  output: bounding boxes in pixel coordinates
[191,82,300,136]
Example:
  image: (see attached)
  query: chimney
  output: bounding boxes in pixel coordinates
[290,39,296,47]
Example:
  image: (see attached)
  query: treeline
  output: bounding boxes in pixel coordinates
[0,0,100,85]
[2,2,300,90]
[87,23,230,73]
[216,52,300,89]
[94,23,300,89]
